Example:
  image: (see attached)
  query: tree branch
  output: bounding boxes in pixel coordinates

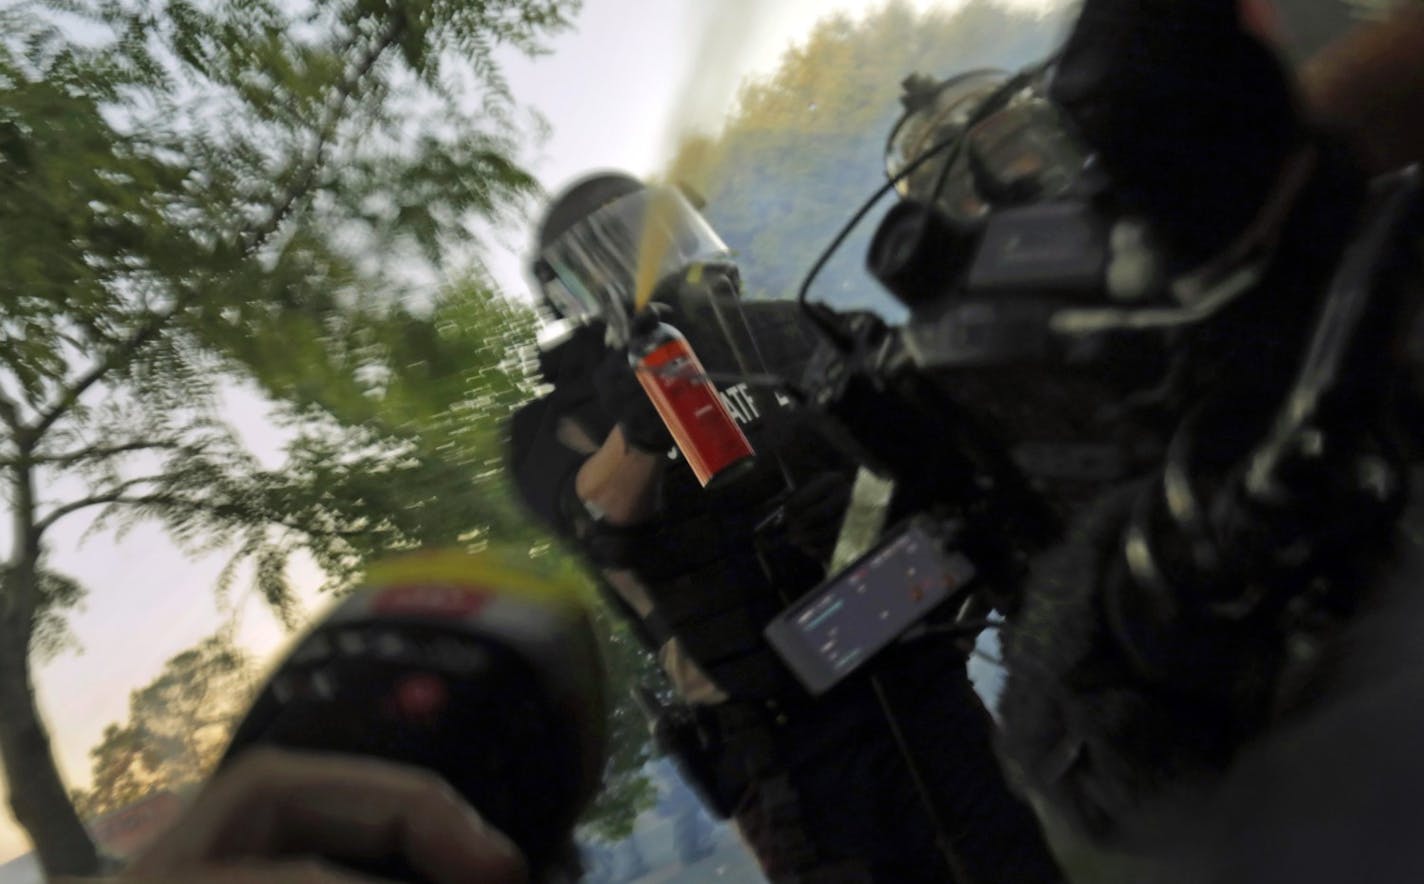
[27,299,189,444]
[35,487,383,544]
[204,502,379,544]
[0,389,19,435]
[33,479,169,538]
[4,440,183,470]
[25,20,412,445]
[240,15,407,255]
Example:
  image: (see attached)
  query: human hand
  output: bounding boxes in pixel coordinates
[593,348,673,454]
[102,748,528,884]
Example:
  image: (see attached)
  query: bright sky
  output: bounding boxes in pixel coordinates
[0,0,1061,864]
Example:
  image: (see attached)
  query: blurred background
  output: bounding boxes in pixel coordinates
[0,0,1389,880]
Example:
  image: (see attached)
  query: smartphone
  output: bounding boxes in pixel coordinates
[765,516,975,695]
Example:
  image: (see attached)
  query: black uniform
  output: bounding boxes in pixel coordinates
[508,291,1062,883]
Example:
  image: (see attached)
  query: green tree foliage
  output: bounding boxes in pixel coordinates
[71,726,150,822]
[575,607,659,842]
[73,634,254,819]
[293,281,663,840]
[667,0,1070,314]
[234,276,550,580]
[0,0,575,873]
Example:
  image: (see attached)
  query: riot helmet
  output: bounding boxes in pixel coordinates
[885,69,1088,223]
[529,172,733,329]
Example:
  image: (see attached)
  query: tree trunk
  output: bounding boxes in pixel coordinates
[1,460,100,875]
[0,628,100,876]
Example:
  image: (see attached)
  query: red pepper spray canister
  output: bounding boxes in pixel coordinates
[629,316,756,488]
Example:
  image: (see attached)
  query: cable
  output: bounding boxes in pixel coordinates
[793,54,1061,350]
[793,148,941,347]
[863,617,1014,879]
[868,674,970,881]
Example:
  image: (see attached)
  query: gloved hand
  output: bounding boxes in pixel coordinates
[1051,0,1301,265]
[783,471,853,564]
[593,347,674,454]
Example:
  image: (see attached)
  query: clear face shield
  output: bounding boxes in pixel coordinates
[886,70,1088,222]
[531,186,733,342]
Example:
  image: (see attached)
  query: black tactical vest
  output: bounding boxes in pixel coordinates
[508,292,857,701]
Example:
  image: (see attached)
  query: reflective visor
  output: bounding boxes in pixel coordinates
[887,72,1086,221]
[533,187,731,321]
[965,97,1085,204]
[887,71,1007,220]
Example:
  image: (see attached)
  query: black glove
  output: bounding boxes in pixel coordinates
[1051,0,1301,265]
[783,471,853,564]
[593,347,674,453]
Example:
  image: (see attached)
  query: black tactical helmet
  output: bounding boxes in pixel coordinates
[536,172,644,253]
[528,171,731,323]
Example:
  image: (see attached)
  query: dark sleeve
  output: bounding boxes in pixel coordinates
[508,390,665,571]
[506,395,589,534]
[1051,0,1301,264]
